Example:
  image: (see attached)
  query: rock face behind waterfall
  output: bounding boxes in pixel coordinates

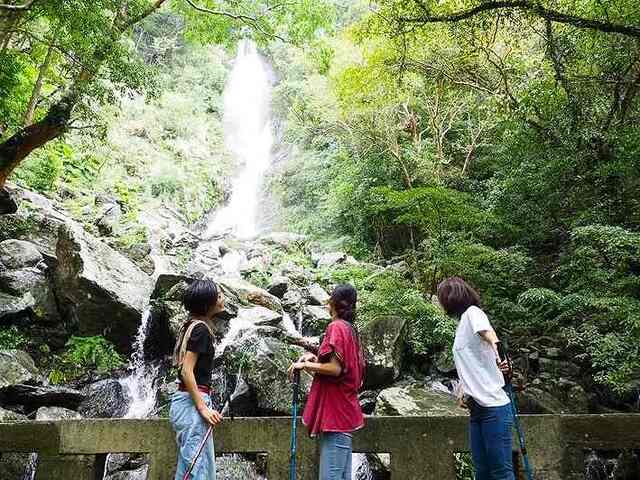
[54,222,152,352]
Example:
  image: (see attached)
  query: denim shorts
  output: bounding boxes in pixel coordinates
[319,432,352,480]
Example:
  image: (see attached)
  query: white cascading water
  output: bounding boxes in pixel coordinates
[120,309,160,419]
[206,39,273,240]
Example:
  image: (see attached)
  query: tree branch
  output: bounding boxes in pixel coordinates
[0,0,35,11]
[399,1,640,38]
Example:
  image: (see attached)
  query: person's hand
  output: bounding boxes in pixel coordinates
[497,358,511,374]
[197,405,222,426]
[298,352,317,363]
[287,361,306,381]
[457,396,469,410]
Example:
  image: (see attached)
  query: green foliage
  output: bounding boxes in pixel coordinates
[13,141,72,192]
[48,336,125,385]
[0,326,28,350]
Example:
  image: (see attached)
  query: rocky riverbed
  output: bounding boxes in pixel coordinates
[0,184,637,480]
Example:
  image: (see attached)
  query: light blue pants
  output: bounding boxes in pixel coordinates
[319,432,352,480]
[170,392,216,480]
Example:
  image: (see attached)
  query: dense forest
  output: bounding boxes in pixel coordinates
[1,0,640,415]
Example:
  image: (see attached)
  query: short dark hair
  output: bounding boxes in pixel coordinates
[437,277,480,316]
[329,284,358,324]
[182,279,219,316]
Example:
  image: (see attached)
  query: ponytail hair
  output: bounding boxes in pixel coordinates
[329,284,365,367]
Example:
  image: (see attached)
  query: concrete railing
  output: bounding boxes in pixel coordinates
[2,415,640,479]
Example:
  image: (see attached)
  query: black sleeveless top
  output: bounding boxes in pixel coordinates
[181,323,214,387]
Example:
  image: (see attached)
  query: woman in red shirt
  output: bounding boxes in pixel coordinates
[288,284,365,480]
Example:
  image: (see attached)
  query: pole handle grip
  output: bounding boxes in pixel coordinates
[496,341,507,363]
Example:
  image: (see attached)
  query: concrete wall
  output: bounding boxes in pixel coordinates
[1,415,640,479]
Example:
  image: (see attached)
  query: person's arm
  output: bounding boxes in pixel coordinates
[288,354,342,379]
[181,351,222,425]
[477,329,510,374]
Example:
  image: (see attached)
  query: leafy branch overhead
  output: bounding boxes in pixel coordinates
[392,0,640,38]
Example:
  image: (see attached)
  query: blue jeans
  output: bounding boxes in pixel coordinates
[469,401,515,480]
[170,392,216,480]
[319,432,352,480]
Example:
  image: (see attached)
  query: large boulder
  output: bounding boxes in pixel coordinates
[223,330,311,415]
[0,384,86,410]
[361,316,407,389]
[0,267,60,324]
[236,306,283,327]
[374,384,464,417]
[0,191,68,262]
[0,350,39,389]
[306,283,330,306]
[0,406,26,421]
[0,239,43,270]
[219,277,282,313]
[54,222,152,352]
[79,379,129,418]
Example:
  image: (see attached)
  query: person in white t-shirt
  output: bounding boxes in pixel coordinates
[438,277,514,480]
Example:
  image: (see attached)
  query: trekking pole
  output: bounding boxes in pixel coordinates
[182,425,213,480]
[497,341,534,480]
[289,369,301,480]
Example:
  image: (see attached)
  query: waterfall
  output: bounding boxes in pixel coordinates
[352,453,374,480]
[206,39,274,240]
[120,309,160,419]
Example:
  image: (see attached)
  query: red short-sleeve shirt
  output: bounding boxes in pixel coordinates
[302,319,365,436]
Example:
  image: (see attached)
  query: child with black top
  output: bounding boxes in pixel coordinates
[170,279,225,480]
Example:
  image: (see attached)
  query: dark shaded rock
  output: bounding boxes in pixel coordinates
[359,390,378,415]
[301,305,331,336]
[151,273,190,300]
[0,384,86,410]
[79,379,129,418]
[361,316,407,389]
[0,350,39,389]
[267,275,290,298]
[0,239,43,270]
[0,187,18,215]
[54,222,152,352]
[538,357,581,378]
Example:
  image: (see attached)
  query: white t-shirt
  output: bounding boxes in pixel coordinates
[453,306,510,407]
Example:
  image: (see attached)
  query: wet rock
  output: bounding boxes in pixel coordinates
[54,222,152,352]
[267,275,290,298]
[359,390,378,415]
[79,379,129,418]
[0,239,43,270]
[219,277,282,313]
[0,187,18,215]
[361,316,407,389]
[35,406,82,420]
[0,350,39,389]
[151,273,190,300]
[0,384,86,410]
[301,305,331,336]
[223,332,311,415]
[374,384,464,417]
[306,283,330,306]
[281,289,303,312]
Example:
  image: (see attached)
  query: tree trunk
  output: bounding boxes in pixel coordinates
[0,96,73,187]
[23,41,55,126]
